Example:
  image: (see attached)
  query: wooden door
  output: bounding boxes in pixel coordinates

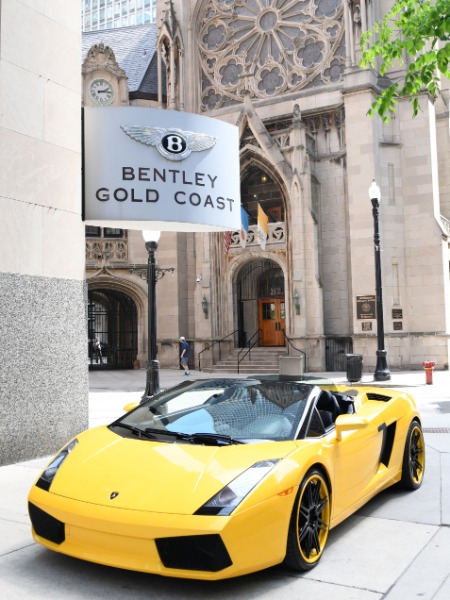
[258,299,286,346]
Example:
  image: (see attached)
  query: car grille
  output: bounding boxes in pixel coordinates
[28,502,65,545]
[155,534,232,572]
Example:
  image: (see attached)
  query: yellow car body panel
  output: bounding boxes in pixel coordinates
[48,427,304,511]
[29,484,297,579]
[28,383,422,579]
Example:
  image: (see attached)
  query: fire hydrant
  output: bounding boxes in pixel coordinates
[422,361,436,385]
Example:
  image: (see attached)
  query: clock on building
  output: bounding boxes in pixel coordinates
[88,78,115,105]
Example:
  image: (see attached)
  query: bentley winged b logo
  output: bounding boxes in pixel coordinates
[120,125,217,161]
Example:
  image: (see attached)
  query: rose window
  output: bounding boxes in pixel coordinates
[198,0,345,110]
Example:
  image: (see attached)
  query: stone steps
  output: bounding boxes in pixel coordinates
[200,348,287,375]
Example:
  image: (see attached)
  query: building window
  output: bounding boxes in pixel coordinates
[241,166,285,226]
[81,0,155,31]
[85,226,124,238]
[86,226,101,237]
[104,228,124,238]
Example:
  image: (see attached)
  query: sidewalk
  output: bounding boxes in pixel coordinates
[1,368,449,599]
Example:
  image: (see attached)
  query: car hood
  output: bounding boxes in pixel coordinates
[49,426,298,514]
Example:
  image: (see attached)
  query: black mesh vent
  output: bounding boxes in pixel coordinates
[28,502,65,545]
[155,534,232,572]
[367,393,392,402]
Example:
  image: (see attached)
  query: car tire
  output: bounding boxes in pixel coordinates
[400,420,425,490]
[283,468,331,571]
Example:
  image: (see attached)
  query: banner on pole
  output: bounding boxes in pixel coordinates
[257,204,269,250]
[240,206,249,248]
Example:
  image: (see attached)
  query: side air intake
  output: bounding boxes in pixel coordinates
[367,392,392,402]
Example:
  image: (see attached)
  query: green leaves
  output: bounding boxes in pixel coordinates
[359,0,450,119]
[367,85,399,123]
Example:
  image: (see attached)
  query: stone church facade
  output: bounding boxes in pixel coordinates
[82,0,450,374]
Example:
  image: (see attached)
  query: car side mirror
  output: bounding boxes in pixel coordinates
[335,415,369,441]
[123,402,139,412]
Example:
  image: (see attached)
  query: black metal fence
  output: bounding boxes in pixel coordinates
[87,290,137,369]
[325,337,353,371]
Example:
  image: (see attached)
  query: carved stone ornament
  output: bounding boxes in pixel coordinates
[198,0,345,111]
[82,42,126,78]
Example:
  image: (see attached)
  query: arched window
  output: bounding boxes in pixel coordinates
[241,165,285,225]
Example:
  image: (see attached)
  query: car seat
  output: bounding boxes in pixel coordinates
[316,390,341,428]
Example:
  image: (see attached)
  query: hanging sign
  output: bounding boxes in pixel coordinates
[83,107,241,232]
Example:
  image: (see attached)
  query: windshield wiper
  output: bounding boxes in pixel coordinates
[144,428,191,441]
[145,429,243,446]
[188,432,244,445]
[110,423,158,440]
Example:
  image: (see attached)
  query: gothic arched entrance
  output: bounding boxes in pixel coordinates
[235,259,285,347]
[87,289,138,369]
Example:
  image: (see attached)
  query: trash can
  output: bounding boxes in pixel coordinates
[346,354,363,383]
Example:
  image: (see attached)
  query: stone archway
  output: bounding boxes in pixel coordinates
[87,288,138,369]
[234,258,285,347]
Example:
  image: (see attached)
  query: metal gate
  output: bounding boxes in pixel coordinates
[87,289,137,369]
[325,337,353,371]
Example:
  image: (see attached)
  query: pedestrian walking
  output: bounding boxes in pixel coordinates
[179,336,190,375]
[93,337,103,364]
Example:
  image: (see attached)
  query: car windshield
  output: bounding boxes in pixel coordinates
[111,379,318,443]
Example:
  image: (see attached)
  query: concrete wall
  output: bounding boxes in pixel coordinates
[0,1,87,465]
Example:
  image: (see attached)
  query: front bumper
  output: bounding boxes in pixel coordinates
[28,485,295,580]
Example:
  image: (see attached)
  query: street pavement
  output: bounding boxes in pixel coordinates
[1,367,450,599]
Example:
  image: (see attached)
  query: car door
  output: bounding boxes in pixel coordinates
[330,414,385,519]
[303,391,392,521]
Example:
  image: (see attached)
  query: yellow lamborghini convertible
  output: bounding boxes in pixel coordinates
[28,377,425,580]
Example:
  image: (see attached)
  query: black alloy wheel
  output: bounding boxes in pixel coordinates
[400,420,425,490]
[283,468,331,571]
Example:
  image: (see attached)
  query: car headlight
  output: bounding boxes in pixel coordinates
[35,439,78,491]
[195,459,280,516]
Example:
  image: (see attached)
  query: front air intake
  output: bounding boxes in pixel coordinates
[155,534,232,572]
[28,502,65,545]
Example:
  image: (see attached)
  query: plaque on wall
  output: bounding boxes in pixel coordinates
[357,295,376,320]
[362,321,373,332]
[392,308,403,319]
[393,322,403,330]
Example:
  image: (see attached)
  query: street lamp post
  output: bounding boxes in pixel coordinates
[369,180,391,381]
[142,230,161,400]
[141,230,175,401]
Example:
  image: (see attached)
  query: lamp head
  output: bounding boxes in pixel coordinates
[369,180,381,202]
[201,295,209,318]
[142,230,161,243]
[293,289,300,315]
